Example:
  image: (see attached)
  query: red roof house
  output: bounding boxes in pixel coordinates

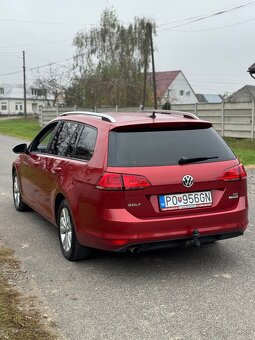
[150,70,198,105]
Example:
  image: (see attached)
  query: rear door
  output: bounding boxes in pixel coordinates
[33,121,79,220]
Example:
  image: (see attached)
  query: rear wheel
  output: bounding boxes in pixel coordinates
[12,171,29,211]
[58,200,91,261]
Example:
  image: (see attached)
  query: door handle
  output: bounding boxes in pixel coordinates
[52,167,62,174]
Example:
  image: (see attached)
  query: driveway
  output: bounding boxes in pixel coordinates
[0,134,254,340]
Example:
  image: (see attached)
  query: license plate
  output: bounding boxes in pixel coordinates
[159,191,212,211]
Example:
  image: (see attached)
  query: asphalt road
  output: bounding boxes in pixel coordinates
[0,134,254,340]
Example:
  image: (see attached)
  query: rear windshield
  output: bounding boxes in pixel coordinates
[108,127,236,167]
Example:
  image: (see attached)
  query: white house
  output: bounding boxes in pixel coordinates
[154,71,198,105]
[0,84,53,115]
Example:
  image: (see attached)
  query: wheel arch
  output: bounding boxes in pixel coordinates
[12,165,17,175]
[54,193,66,224]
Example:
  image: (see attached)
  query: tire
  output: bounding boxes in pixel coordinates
[57,200,91,261]
[12,171,29,212]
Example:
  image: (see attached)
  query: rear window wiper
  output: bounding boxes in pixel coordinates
[179,156,219,165]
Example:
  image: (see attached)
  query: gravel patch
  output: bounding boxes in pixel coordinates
[247,168,255,195]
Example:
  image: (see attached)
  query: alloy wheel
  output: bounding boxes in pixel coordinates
[13,174,21,208]
[59,207,73,252]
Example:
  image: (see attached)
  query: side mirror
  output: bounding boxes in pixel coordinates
[12,143,28,154]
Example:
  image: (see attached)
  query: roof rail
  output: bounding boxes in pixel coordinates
[144,109,199,120]
[59,111,116,123]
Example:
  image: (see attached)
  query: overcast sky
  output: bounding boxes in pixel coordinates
[0,0,255,94]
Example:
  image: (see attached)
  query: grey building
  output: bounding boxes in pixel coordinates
[226,85,255,103]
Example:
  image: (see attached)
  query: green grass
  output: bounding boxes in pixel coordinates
[224,137,255,166]
[0,118,40,140]
[0,118,254,165]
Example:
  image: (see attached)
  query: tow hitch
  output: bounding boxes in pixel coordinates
[184,229,201,247]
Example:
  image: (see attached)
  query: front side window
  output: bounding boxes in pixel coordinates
[30,122,58,153]
[73,125,97,161]
[179,90,184,96]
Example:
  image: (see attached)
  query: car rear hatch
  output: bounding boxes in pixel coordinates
[102,121,247,218]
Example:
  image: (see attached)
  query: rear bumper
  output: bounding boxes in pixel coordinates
[116,231,244,252]
[76,196,248,251]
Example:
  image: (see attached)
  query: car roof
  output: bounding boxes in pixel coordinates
[56,110,211,129]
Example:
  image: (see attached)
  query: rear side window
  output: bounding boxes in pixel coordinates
[108,127,236,167]
[49,122,78,156]
[73,125,97,161]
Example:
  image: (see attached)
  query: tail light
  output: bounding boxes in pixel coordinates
[96,173,123,190]
[97,172,151,190]
[222,164,247,181]
[123,174,151,190]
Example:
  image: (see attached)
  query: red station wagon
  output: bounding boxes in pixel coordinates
[12,110,249,261]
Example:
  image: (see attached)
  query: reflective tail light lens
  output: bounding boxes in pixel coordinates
[123,174,151,190]
[96,173,123,190]
[222,164,247,181]
[97,173,151,190]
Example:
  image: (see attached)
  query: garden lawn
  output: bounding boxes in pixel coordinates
[0,118,40,141]
[224,137,255,166]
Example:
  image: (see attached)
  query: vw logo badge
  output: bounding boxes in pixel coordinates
[182,175,193,188]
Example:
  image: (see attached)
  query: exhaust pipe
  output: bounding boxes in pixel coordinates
[129,246,141,254]
[184,229,201,248]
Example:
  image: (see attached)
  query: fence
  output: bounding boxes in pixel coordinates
[171,102,255,140]
[39,106,139,127]
[40,101,255,139]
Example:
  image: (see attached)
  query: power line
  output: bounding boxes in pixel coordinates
[0,52,85,77]
[0,17,95,26]
[0,39,72,50]
[170,17,255,32]
[158,1,255,27]
[162,79,248,86]
[0,52,20,56]
[0,70,24,77]
[158,0,255,32]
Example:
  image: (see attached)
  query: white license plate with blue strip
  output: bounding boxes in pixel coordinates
[159,191,212,211]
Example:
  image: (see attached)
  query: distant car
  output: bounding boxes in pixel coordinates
[12,110,248,261]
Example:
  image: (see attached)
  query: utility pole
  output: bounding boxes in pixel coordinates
[149,23,157,110]
[141,57,147,110]
[22,51,27,119]
[141,22,150,110]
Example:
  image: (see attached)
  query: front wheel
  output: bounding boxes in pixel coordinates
[58,200,91,261]
[12,171,29,211]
